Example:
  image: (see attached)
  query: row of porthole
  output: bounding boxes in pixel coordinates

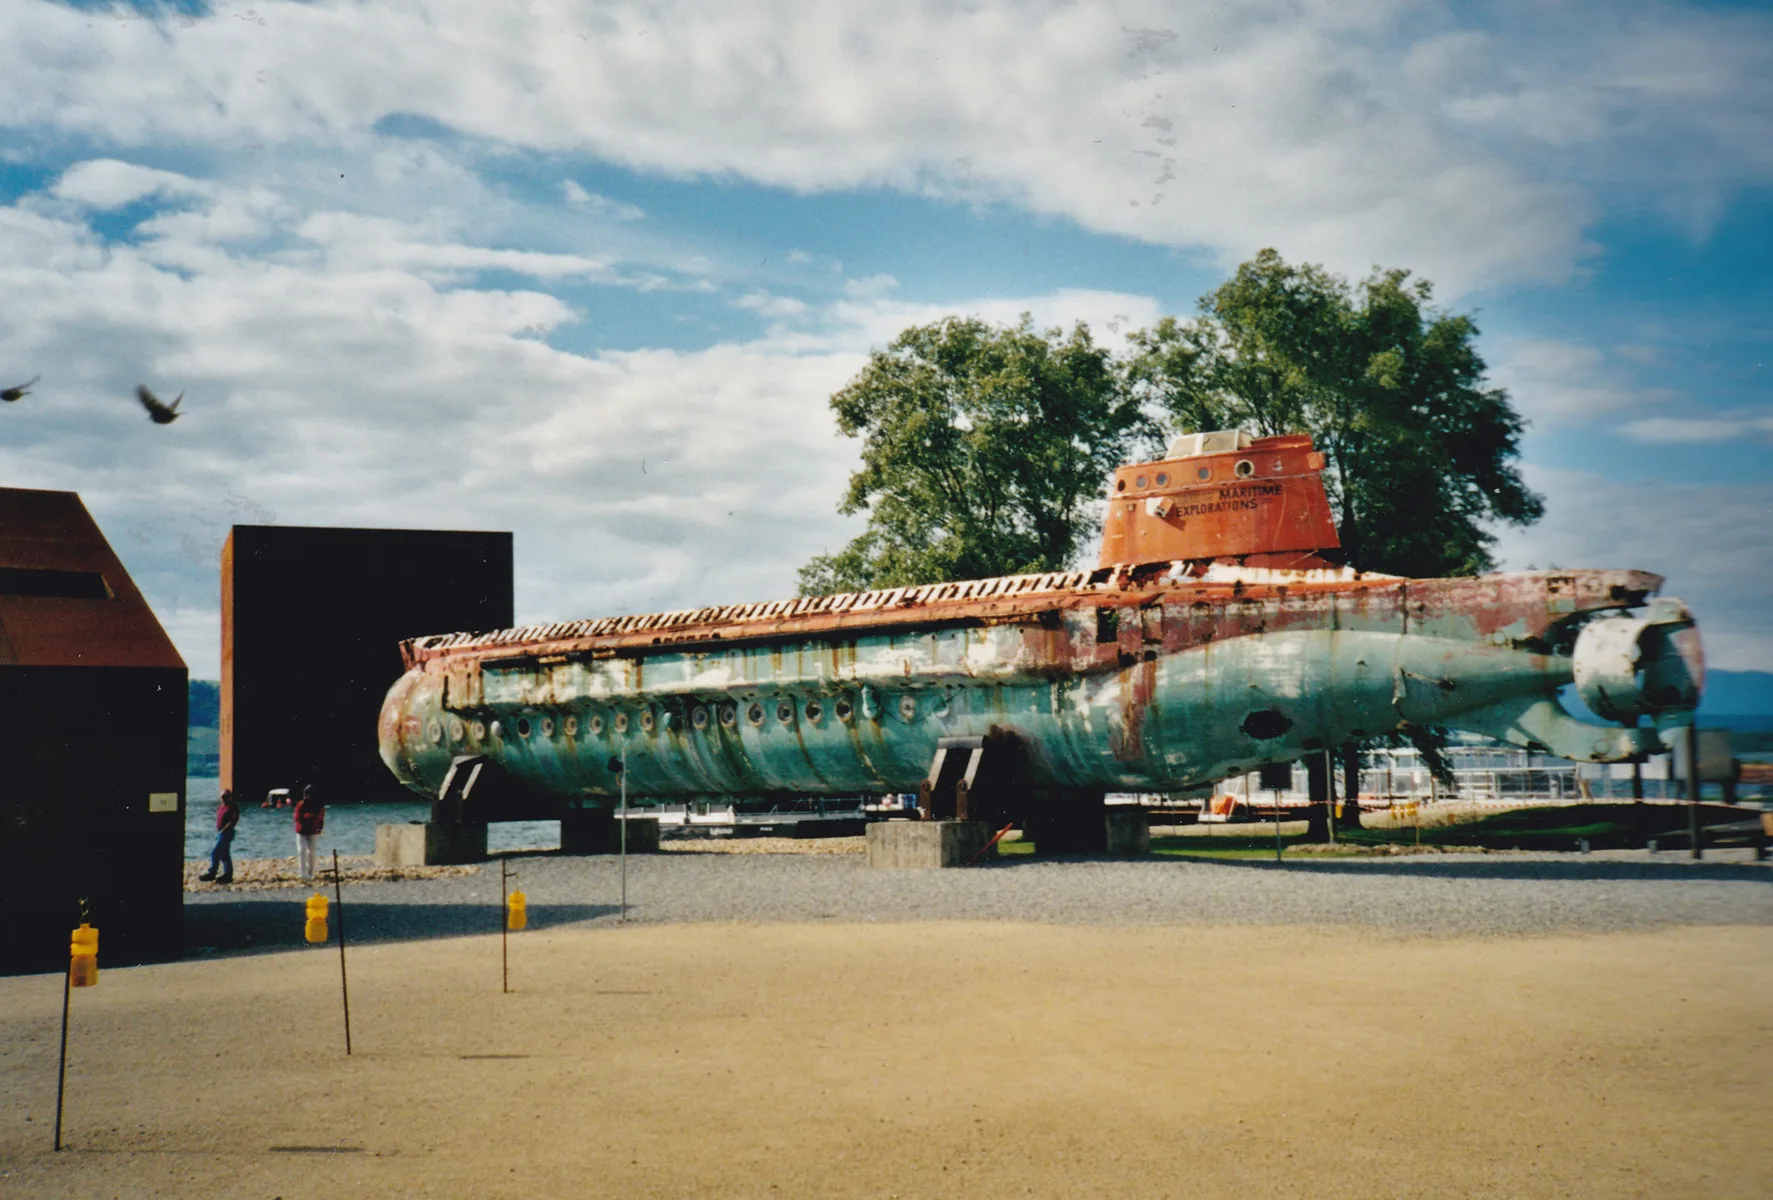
[1116,458,1257,492]
[425,692,932,746]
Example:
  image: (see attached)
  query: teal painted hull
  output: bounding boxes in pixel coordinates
[379,567,1701,809]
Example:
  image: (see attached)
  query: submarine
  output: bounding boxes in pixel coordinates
[377,430,1703,843]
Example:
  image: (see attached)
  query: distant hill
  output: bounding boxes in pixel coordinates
[189,679,220,777]
[1699,669,1773,716]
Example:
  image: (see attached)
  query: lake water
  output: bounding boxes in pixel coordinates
[182,777,560,862]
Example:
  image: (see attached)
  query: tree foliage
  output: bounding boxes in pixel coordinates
[1123,248,1542,576]
[802,250,1541,596]
[798,315,1152,595]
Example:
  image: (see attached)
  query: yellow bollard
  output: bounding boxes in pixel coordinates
[304,894,329,944]
[506,890,527,932]
[68,924,98,988]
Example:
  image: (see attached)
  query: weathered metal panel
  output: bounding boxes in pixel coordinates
[0,488,184,669]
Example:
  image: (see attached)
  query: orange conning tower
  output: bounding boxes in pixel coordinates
[1096,430,1341,569]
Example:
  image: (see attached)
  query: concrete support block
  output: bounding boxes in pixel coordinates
[1104,808,1150,855]
[375,821,487,866]
[560,810,661,855]
[866,819,993,868]
[560,809,614,855]
[620,817,662,854]
[1028,793,1109,854]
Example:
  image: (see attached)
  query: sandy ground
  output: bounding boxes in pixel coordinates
[1,923,1768,1199]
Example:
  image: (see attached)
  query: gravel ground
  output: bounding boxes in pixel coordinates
[182,844,1773,956]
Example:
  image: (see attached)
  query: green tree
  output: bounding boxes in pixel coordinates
[798,315,1153,595]
[1123,248,1542,577]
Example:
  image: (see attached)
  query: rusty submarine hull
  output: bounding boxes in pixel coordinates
[377,431,1703,836]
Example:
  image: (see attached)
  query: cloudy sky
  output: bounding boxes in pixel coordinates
[1,0,1769,678]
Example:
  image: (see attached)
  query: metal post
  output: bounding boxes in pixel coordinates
[53,957,71,1151]
[1324,750,1336,845]
[1686,725,1702,861]
[332,851,351,1055]
[501,857,509,994]
[619,747,628,921]
[1273,789,1282,864]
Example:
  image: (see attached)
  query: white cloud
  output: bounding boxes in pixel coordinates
[1489,337,1676,427]
[1621,412,1773,444]
[842,274,897,300]
[4,1,1768,293]
[51,158,212,209]
[561,179,645,220]
[0,171,1174,677]
[3,1,1767,681]
[296,211,620,282]
[824,289,1166,358]
[733,290,809,319]
[1494,467,1773,671]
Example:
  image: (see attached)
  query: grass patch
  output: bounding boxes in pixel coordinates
[1348,803,1717,851]
[1000,803,1755,858]
[1150,835,1368,860]
[1143,803,1753,855]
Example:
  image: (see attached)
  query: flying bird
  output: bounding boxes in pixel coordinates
[136,384,183,424]
[1,375,40,403]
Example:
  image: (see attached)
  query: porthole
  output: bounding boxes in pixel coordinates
[515,717,532,739]
[448,717,465,742]
[777,701,795,724]
[1115,478,1126,492]
[1155,472,1169,486]
[1235,459,1254,478]
[899,694,918,721]
[719,703,738,728]
[805,699,823,723]
[471,720,487,740]
[613,711,629,734]
[691,705,709,730]
[1196,466,1212,481]
[588,714,605,736]
[489,720,504,739]
[746,702,765,726]
[639,708,655,732]
[1135,474,1148,488]
[834,697,854,722]
[540,716,555,738]
[427,720,443,745]
[564,715,578,737]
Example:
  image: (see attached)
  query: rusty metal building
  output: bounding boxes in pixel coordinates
[0,488,188,974]
[222,526,512,808]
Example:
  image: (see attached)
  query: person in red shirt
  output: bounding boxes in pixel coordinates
[199,789,240,884]
[293,785,325,880]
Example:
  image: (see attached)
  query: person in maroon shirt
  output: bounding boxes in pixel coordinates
[199,790,240,884]
[293,785,325,880]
